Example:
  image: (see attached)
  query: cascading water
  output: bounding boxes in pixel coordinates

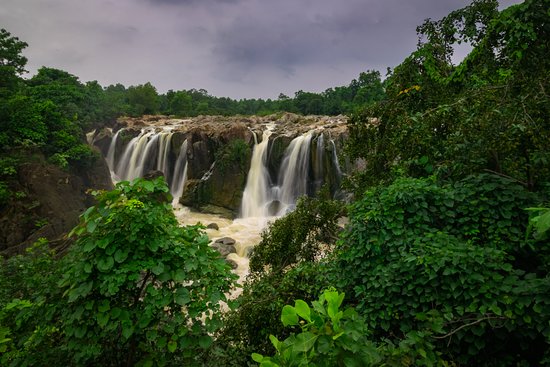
[156,132,173,183]
[107,128,188,202]
[274,132,313,214]
[240,126,274,218]
[312,133,325,193]
[170,140,188,205]
[106,129,121,173]
[239,129,340,218]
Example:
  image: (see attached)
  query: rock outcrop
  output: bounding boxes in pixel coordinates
[90,113,349,217]
[0,152,113,256]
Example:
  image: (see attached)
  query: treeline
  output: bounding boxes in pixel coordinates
[81,69,384,118]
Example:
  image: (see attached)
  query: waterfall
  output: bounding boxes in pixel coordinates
[240,130,316,218]
[240,127,274,218]
[330,139,342,178]
[104,123,344,218]
[170,140,188,205]
[106,129,121,172]
[156,132,173,183]
[116,130,155,181]
[107,128,188,204]
[274,132,313,214]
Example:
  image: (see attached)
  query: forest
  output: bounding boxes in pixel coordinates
[0,0,549,365]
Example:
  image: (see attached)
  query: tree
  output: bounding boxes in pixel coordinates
[59,177,237,365]
[126,82,160,116]
[0,28,28,96]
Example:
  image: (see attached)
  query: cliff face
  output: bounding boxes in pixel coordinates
[0,152,113,256]
[91,113,349,218]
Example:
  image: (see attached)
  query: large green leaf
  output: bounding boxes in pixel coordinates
[294,299,311,323]
[281,305,299,326]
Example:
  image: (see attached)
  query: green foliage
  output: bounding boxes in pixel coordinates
[346,0,550,192]
[249,194,341,274]
[253,290,446,367]
[335,174,550,365]
[0,239,65,366]
[126,82,160,116]
[526,206,550,242]
[60,177,237,365]
[0,181,9,206]
[215,139,251,174]
[0,28,27,96]
[215,263,330,366]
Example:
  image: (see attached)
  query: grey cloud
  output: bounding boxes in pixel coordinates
[145,0,240,5]
[0,0,524,99]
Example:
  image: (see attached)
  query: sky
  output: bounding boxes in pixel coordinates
[0,0,522,99]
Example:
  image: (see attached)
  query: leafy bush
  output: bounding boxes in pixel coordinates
[335,174,550,365]
[249,194,342,274]
[59,177,237,366]
[253,290,446,367]
[0,239,65,366]
[215,263,331,366]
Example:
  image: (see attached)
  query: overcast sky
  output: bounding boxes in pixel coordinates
[0,0,521,99]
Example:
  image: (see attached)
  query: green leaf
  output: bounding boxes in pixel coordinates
[269,335,281,352]
[83,239,96,252]
[251,353,264,363]
[98,300,110,312]
[173,269,186,282]
[122,323,134,339]
[152,262,165,275]
[281,305,299,326]
[198,335,212,349]
[97,256,114,272]
[167,340,177,353]
[294,299,311,323]
[97,312,110,328]
[142,180,155,192]
[86,220,98,233]
[114,249,128,263]
[175,288,190,305]
[293,332,318,352]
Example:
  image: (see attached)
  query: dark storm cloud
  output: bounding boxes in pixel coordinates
[0,0,523,99]
[146,0,240,5]
[212,0,475,79]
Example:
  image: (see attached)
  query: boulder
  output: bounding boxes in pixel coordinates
[211,237,237,257]
[206,222,219,230]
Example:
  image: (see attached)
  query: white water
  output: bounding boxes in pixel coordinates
[240,126,274,218]
[274,132,313,213]
[107,127,188,201]
[106,129,120,173]
[170,140,188,205]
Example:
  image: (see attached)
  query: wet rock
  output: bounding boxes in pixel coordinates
[214,237,236,246]
[206,222,219,230]
[267,200,281,216]
[226,259,239,270]
[212,238,237,257]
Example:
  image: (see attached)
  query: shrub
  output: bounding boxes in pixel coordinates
[335,174,550,365]
[58,177,237,365]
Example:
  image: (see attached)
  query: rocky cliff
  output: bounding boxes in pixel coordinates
[0,150,113,256]
[90,113,349,217]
